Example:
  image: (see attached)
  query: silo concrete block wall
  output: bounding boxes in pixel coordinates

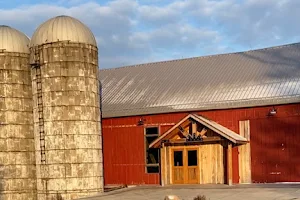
[31,42,103,200]
[0,52,37,200]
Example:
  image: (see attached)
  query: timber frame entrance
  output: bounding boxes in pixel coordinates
[150,114,248,185]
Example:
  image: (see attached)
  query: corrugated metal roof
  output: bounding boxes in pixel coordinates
[0,25,30,53]
[30,15,97,47]
[100,43,300,118]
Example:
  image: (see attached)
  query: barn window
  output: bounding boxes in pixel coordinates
[145,127,160,173]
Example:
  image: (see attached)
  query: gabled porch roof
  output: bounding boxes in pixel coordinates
[149,114,248,148]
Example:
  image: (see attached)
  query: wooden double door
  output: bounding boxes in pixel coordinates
[172,148,199,184]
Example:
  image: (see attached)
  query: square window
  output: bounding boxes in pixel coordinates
[146,127,159,135]
[145,127,160,173]
[146,166,159,173]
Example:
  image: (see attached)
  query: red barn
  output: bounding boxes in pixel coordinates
[100,43,300,186]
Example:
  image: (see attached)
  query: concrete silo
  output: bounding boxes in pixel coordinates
[0,26,36,200]
[29,16,103,200]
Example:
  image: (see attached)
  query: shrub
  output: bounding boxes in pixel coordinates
[193,195,207,200]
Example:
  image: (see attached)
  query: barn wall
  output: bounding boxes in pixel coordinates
[102,119,161,185]
[102,103,300,185]
[250,116,300,183]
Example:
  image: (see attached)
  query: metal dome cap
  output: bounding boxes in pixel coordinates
[30,15,97,47]
[0,25,30,53]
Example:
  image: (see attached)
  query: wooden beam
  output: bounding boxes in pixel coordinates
[227,142,233,186]
[196,128,207,138]
[164,136,223,146]
[169,132,221,144]
[184,126,189,136]
[178,125,189,137]
[169,138,186,142]
[192,122,197,134]
[202,136,221,142]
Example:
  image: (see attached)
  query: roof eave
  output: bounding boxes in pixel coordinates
[102,97,300,119]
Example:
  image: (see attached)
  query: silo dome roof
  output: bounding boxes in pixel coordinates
[0,25,30,53]
[30,15,97,47]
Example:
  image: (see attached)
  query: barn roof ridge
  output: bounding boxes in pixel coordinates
[101,42,300,71]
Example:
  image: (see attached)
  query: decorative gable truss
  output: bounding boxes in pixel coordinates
[178,123,207,141]
[150,114,248,148]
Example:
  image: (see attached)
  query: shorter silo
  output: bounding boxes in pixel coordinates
[0,26,36,200]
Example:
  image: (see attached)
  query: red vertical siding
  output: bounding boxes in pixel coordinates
[103,103,300,185]
[251,116,300,183]
[102,116,160,185]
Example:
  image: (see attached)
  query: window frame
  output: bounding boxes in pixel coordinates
[144,126,160,174]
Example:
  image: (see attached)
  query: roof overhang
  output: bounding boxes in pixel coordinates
[149,114,248,148]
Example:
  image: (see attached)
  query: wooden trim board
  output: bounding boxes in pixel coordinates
[238,120,252,184]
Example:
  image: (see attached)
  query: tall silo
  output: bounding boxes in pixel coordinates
[0,26,36,200]
[30,16,103,200]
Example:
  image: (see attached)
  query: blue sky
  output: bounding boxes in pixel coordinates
[0,0,299,68]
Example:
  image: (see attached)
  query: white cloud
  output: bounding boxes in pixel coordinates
[138,5,180,26]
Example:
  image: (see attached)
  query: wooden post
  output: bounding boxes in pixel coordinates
[161,143,165,186]
[192,121,197,134]
[168,147,172,184]
[227,142,233,186]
